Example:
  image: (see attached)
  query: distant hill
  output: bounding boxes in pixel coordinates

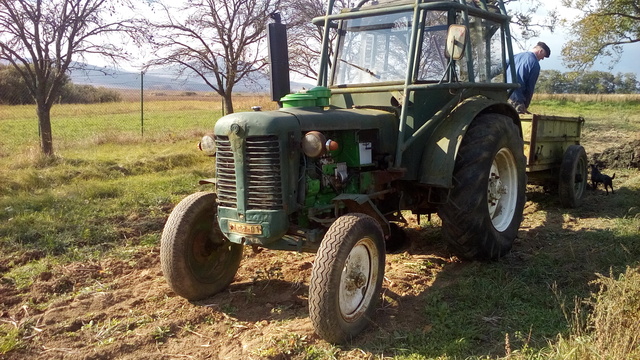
[68,63,313,93]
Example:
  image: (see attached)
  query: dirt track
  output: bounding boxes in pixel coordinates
[1,137,638,360]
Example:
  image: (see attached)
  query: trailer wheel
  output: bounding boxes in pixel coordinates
[438,114,526,260]
[161,192,242,300]
[309,214,385,344]
[558,145,588,208]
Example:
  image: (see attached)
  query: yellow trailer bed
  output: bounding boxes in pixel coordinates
[520,114,587,208]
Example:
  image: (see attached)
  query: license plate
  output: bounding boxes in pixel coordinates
[228,221,262,235]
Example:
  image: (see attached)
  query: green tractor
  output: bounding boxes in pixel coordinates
[161,0,526,344]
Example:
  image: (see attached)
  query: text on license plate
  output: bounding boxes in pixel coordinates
[228,221,262,235]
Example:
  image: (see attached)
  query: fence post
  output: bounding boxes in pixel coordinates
[141,70,145,137]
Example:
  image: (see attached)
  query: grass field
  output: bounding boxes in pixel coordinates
[0,95,278,154]
[0,96,639,359]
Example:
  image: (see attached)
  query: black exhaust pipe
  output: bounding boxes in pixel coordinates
[267,13,290,106]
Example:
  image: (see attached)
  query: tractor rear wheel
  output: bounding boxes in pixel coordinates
[438,114,526,260]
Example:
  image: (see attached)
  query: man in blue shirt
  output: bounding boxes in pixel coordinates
[506,42,550,114]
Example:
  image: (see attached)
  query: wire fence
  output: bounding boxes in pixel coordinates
[0,72,278,155]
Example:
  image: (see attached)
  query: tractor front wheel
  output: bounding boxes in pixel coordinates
[309,214,385,344]
[161,192,242,300]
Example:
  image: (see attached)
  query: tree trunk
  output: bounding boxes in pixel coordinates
[37,103,54,156]
[223,94,234,115]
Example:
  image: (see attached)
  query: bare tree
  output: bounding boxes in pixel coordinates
[282,0,327,81]
[503,0,558,44]
[282,0,349,81]
[144,0,280,115]
[0,0,139,156]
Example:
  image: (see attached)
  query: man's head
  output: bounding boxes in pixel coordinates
[533,41,551,60]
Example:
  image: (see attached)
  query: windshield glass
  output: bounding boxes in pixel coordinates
[330,8,505,86]
[417,11,448,81]
[332,11,413,85]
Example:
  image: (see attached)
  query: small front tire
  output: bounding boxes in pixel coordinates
[309,214,385,344]
[161,192,242,300]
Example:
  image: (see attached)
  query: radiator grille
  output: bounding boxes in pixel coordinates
[214,136,237,208]
[214,135,283,210]
[246,136,283,210]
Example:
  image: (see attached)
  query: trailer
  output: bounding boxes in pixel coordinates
[521,114,587,207]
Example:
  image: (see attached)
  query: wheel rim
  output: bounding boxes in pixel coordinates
[189,219,230,282]
[339,237,380,322]
[574,156,587,198]
[487,147,519,232]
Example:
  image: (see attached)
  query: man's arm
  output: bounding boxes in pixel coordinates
[524,62,540,108]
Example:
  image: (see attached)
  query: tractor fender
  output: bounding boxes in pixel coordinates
[419,97,520,188]
[331,193,390,237]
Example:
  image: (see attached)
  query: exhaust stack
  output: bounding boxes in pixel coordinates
[267,13,290,105]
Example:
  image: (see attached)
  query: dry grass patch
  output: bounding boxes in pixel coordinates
[549,267,640,360]
[535,94,640,102]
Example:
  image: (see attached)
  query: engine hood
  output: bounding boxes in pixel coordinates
[214,107,399,155]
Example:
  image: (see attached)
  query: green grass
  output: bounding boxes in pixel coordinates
[0,140,211,258]
[530,100,640,134]
[0,96,278,155]
[359,230,640,358]
[0,324,22,354]
[0,98,639,359]
[0,100,223,154]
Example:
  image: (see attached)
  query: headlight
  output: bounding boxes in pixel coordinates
[198,134,216,156]
[302,131,327,158]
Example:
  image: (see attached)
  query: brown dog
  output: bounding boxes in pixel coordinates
[590,164,615,195]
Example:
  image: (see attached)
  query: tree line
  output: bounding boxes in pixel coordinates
[0,64,121,105]
[1,0,638,156]
[536,70,639,94]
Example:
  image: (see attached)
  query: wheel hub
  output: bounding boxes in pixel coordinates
[340,242,373,319]
[487,148,518,232]
[190,225,229,277]
[344,268,367,292]
[487,169,506,216]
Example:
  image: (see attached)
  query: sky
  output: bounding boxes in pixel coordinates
[512,0,640,76]
[85,0,639,77]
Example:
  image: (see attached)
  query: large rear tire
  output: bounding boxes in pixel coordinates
[161,192,242,300]
[309,214,385,344]
[438,114,526,260]
[558,145,587,208]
